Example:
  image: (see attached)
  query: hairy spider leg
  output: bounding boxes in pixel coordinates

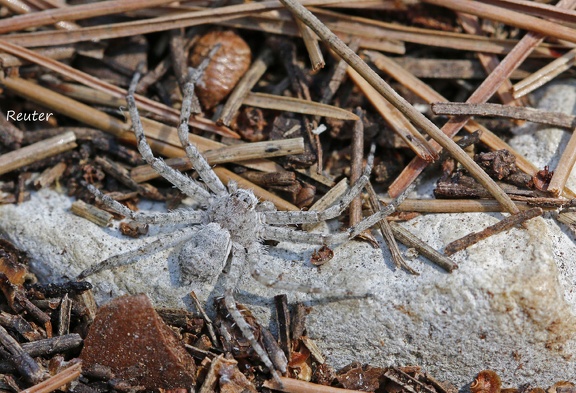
[77,227,199,279]
[87,184,205,226]
[261,185,410,245]
[223,243,283,385]
[178,76,227,197]
[126,73,211,203]
[263,144,376,225]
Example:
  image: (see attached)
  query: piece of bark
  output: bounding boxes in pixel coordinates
[80,294,196,389]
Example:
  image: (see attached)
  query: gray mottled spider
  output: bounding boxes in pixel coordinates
[78,69,407,384]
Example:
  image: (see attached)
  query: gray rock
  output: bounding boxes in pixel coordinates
[1,80,576,387]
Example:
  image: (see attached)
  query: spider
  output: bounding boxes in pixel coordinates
[78,69,408,384]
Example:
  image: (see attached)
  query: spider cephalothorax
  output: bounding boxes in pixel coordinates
[80,69,407,384]
[207,183,262,247]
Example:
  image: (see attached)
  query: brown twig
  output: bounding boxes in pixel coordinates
[382,0,576,199]
[2,76,298,210]
[482,0,576,23]
[189,291,218,349]
[431,102,576,129]
[70,200,113,227]
[0,39,238,138]
[130,138,304,183]
[379,197,564,213]
[33,162,67,190]
[264,376,368,393]
[422,0,576,44]
[0,0,176,33]
[365,183,418,274]
[279,0,518,214]
[274,295,291,361]
[457,13,519,106]
[21,362,81,393]
[444,207,543,256]
[346,67,438,162]
[0,324,45,384]
[389,223,458,273]
[243,92,359,120]
[512,48,576,99]
[294,18,325,73]
[218,48,274,126]
[548,128,576,197]
[0,131,77,176]
[364,51,576,199]
[349,109,364,228]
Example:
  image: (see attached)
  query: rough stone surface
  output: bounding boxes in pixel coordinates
[80,293,196,388]
[1,81,576,387]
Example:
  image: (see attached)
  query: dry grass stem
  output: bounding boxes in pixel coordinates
[390,58,530,80]
[384,24,547,198]
[469,0,576,24]
[280,0,518,213]
[366,183,418,274]
[130,138,305,183]
[2,77,280,173]
[2,76,298,209]
[349,111,364,228]
[220,14,406,54]
[1,0,350,48]
[389,223,458,273]
[0,0,176,33]
[244,92,359,120]
[326,1,408,11]
[0,0,78,31]
[512,48,576,99]
[294,18,325,72]
[347,67,438,162]
[422,0,576,45]
[264,376,368,393]
[431,102,576,129]
[379,197,558,213]
[0,131,77,176]
[548,128,576,197]
[21,362,81,393]
[444,207,543,256]
[0,40,238,138]
[457,13,519,106]
[70,200,113,227]
[311,7,567,57]
[0,46,75,67]
[218,48,274,127]
[347,109,378,247]
[33,162,67,189]
[365,51,576,199]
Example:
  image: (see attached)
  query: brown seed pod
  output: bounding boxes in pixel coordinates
[471,370,502,393]
[189,30,251,109]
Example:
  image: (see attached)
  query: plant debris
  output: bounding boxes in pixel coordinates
[1,0,576,390]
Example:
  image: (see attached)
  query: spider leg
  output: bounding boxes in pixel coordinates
[126,72,211,202]
[263,144,376,225]
[224,243,283,385]
[77,227,198,279]
[177,72,227,196]
[247,243,360,297]
[87,184,205,225]
[262,185,410,245]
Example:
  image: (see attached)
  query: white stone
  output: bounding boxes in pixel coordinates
[1,80,576,387]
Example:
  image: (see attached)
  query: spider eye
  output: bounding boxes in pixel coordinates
[235,190,257,209]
